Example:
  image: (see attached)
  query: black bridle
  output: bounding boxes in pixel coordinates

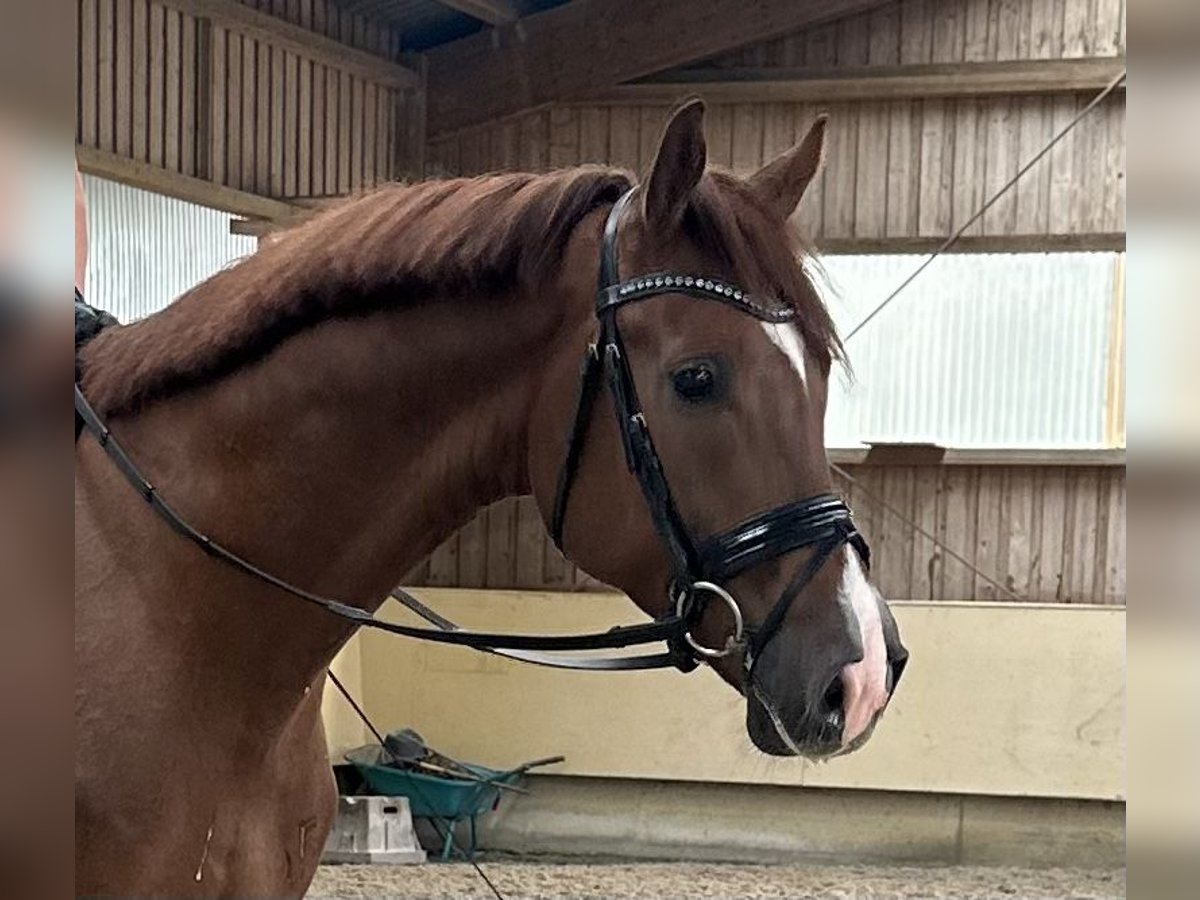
[549,188,869,673]
[74,188,867,674]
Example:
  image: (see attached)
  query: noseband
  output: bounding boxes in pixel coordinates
[74,188,867,675]
[549,188,870,673]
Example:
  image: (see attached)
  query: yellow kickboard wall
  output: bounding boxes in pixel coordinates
[325,592,1124,801]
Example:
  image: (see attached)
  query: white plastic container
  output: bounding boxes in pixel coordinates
[321,796,427,865]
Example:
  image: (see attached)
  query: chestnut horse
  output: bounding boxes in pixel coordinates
[75,101,906,896]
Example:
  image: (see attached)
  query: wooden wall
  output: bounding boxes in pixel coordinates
[701,0,1126,68]
[426,0,1126,244]
[74,0,1126,605]
[427,95,1125,244]
[413,0,1128,605]
[405,464,1126,605]
[76,0,423,199]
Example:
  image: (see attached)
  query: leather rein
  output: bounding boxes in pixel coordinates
[74,188,869,674]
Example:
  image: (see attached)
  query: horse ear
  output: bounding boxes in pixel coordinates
[642,98,707,229]
[748,114,828,221]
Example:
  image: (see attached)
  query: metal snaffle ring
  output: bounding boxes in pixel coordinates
[674,580,745,659]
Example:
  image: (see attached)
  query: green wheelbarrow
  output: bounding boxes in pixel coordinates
[344,745,563,860]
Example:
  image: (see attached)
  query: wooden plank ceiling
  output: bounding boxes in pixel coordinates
[434,1,518,26]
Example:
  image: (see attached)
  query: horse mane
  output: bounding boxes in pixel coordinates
[81,166,841,418]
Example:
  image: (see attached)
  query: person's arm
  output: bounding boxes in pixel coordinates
[75,160,87,294]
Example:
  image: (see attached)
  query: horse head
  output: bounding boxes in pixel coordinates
[529,100,908,758]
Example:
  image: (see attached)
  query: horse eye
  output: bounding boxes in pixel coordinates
[672,363,718,403]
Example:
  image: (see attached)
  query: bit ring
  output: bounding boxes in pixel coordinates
[675,580,745,659]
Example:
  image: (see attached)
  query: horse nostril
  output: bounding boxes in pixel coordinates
[821,675,844,715]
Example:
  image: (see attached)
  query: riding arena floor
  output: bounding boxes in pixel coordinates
[307,859,1126,899]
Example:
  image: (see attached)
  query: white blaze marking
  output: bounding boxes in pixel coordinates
[837,547,891,746]
[760,322,808,388]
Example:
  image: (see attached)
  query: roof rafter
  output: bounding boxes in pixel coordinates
[582,58,1128,105]
[425,0,890,135]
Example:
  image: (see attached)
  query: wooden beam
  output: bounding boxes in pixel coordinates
[230,217,279,237]
[816,232,1126,255]
[584,57,1128,105]
[230,221,1126,253]
[425,0,890,136]
[155,0,417,89]
[861,443,947,466]
[227,217,1124,254]
[78,145,303,222]
[435,1,519,26]
[229,197,352,237]
[827,447,1126,467]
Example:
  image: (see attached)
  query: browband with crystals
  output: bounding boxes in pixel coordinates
[599,272,797,323]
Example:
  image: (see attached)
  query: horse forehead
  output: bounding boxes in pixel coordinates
[629,295,742,340]
[759,321,808,389]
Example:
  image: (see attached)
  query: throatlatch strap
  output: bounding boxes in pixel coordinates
[549,344,602,549]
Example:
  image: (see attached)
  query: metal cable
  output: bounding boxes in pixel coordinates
[326,672,506,900]
[842,68,1127,344]
[831,69,1127,600]
[830,462,1022,601]
[327,670,388,746]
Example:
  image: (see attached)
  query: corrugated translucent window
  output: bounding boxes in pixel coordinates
[82,175,256,322]
[818,252,1125,450]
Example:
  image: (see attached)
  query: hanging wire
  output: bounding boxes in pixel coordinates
[326,672,506,900]
[831,70,1127,598]
[830,462,1022,601]
[842,68,1127,344]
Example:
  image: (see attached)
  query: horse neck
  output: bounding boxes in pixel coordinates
[87,285,571,700]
